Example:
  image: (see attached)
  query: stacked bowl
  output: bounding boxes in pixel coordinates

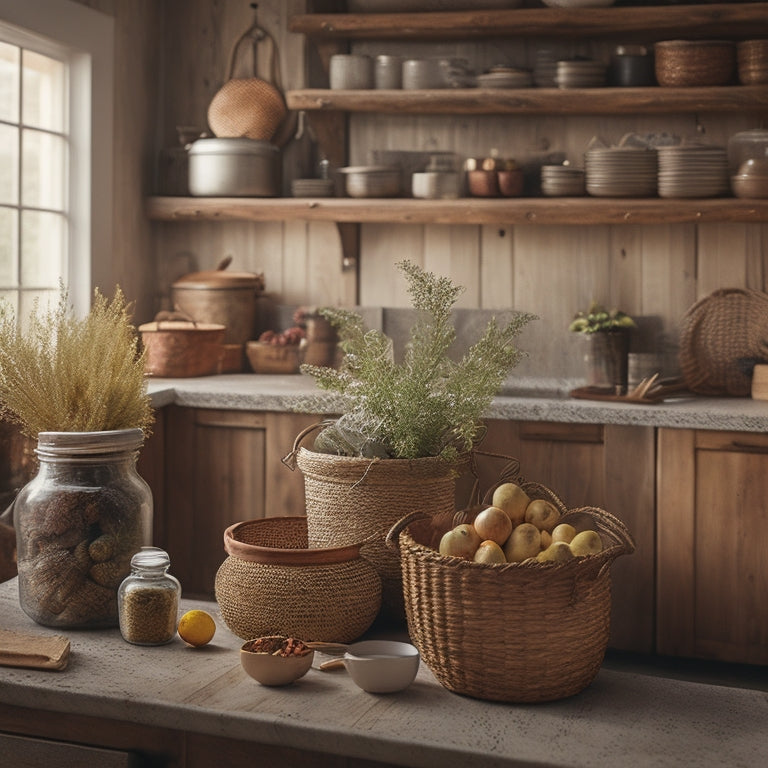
[541,165,586,197]
[737,40,768,85]
[555,59,607,88]
[656,145,729,198]
[585,146,658,197]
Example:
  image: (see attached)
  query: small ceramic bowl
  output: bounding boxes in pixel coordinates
[342,640,420,693]
[240,636,314,686]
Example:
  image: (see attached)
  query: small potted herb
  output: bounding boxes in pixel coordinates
[569,301,635,393]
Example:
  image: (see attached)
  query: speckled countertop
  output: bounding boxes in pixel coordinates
[146,374,768,433]
[0,579,766,768]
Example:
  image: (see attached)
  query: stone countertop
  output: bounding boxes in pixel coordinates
[146,374,768,433]
[0,579,766,768]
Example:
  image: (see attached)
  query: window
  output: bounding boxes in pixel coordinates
[0,0,113,320]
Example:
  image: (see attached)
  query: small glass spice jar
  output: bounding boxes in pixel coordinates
[118,547,181,645]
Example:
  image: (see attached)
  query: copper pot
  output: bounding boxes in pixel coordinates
[170,256,266,346]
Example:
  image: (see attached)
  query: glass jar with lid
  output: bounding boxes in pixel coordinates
[13,429,152,628]
[118,547,181,645]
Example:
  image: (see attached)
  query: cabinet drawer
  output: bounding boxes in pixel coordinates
[0,733,143,768]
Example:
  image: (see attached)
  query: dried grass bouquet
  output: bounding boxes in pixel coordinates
[0,286,153,438]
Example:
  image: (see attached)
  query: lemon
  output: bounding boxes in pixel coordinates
[177,609,216,647]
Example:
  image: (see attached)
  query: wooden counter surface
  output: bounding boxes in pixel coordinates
[0,579,766,768]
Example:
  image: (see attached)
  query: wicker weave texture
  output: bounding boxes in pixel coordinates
[207,78,286,142]
[296,448,465,620]
[214,517,381,643]
[388,490,635,703]
[679,287,768,396]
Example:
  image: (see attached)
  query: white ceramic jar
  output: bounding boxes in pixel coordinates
[329,54,374,89]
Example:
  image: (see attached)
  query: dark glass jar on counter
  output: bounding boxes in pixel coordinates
[13,429,152,628]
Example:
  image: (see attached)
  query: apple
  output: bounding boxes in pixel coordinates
[439,524,481,560]
[491,482,530,527]
[473,505,513,546]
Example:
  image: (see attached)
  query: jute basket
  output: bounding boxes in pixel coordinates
[679,287,768,396]
[386,481,635,703]
[285,424,469,621]
[214,516,381,643]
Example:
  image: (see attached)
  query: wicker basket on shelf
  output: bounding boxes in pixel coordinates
[678,287,768,396]
[215,516,381,643]
[386,481,635,703]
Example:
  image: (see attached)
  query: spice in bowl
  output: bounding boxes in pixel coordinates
[240,635,315,686]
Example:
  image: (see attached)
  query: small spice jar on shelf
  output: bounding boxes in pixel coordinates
[118,547,181,646]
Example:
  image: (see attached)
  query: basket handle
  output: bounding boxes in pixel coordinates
[562,505,636,557]
[281,420,336,471]
[385,510,430,553]
[226,4,283,91]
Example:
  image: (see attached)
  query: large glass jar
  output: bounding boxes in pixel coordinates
[118,547,181,645]
[13,429,152,628]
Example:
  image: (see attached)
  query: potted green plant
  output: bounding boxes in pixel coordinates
[569,301,635,394]
[285,260,534,618]
[0,287,154,627]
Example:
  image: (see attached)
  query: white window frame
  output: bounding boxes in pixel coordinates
[0,0,113,316]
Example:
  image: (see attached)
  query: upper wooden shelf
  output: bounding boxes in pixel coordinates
[288,3,768,41]
[147,196,768,227]
[286,85,768,116]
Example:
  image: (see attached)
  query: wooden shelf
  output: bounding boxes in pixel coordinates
[289,3,768,41]
[286,85,768,116]
[147,196,768,227]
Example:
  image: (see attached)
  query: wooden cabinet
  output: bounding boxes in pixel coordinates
[657,428,768,665]
[154,406,321,598]
[467,419,656,654]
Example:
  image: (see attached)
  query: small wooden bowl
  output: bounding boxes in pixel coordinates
[240,636,314,686]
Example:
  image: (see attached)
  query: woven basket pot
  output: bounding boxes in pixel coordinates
[679,287,768,396]
[290,430,468,622]
[386,482,635,703]
[214,516,381,643]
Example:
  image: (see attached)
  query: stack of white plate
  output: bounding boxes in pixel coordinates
[291,178,335,198]
[555,60,607,88]
[585,147,658,197]
[534,50,558,87]
[541,165,586,197]
[656,145,730,199]
[476,68,532,89]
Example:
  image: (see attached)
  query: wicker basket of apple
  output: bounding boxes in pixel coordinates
[386,476,635,704]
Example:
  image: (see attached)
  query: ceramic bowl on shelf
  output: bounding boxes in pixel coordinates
[731,174,768,199]
[339,166,401,198]
[240,636,314,686]
[245,341,303,374]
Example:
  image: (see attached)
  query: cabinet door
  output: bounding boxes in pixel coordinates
[657,429,768,664]
[473,420,655,653]
[162,406,267,598]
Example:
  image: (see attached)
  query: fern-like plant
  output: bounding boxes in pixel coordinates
[0,286,153,438]
[300,261,534,461]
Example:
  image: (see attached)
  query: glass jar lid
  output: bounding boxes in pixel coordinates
[131,546,171,570]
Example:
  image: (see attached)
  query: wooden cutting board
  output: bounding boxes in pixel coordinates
[0,628,70,671]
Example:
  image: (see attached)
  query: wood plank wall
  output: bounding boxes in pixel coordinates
[70,0,768,380]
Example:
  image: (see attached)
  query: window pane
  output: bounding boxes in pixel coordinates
[22,50,64,132]
[22,129,66,209]
[0,124,19,206]
[0,42,20,123]
[0,206,19,286]
[18,289,57,334]
[20,210,65,288]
